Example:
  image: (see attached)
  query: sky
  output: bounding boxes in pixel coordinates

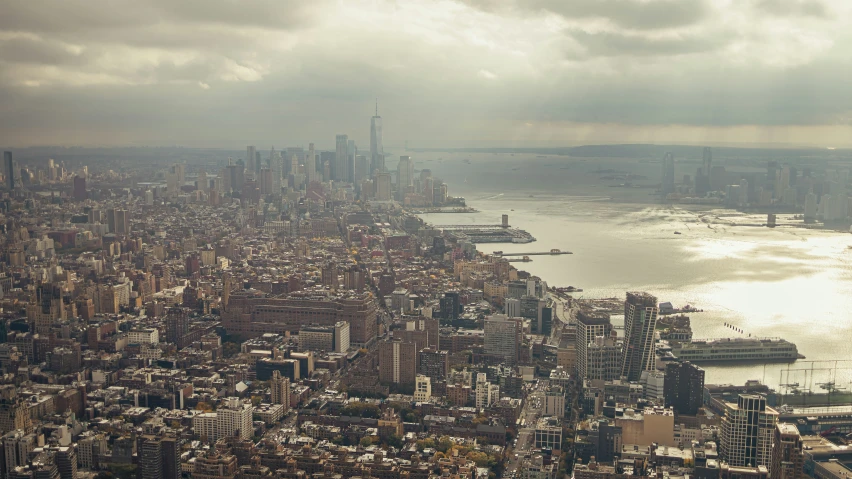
[2,0,852,149]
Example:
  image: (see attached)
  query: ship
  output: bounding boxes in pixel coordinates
[669,337,802,363]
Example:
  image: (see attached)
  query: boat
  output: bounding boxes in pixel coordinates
[674,231,681,235]
[669,337,801,363]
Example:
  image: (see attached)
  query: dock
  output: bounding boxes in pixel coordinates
[497,250,572,256]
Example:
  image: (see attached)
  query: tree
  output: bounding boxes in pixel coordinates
[360,437,374,448]
[386,434,403,449]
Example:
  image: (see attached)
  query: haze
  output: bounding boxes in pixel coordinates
[2,0,852,149]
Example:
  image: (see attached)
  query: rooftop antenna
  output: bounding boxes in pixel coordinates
[375,98,378,117]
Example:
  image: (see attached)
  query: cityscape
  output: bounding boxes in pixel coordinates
[3,2,852,479]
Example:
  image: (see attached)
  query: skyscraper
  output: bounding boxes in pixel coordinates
[347,139,357,184]
[376,172,392,201]
[73,176,87,200]
[663,361,705,415]
[270,370,291,410]
[370,102,384,175]
[703,146,712,177]
[306,143,317,184]
[484,314,522,366]
[246,146,256,178]
[720,394,778,468]
[3,152,13,190]
[269,147,281,191]
[770,423,803,479]
[378,339,416,385]
[335,135,348,182]
[576,310,612,379]
[397,155,413,201]
[621,292,658,381]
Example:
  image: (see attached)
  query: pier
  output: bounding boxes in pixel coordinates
[496,250,572,256]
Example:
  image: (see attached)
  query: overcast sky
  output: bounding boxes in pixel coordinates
[2,0,852,149]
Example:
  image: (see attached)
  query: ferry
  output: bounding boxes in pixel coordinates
[669,337,802,363]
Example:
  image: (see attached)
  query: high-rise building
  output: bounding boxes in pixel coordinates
[664,361,705,415]
[347,139,357,184]
[270,370,291,410]
[720,394,778,468]
[73,176,87,200]
[2,430,36,477]
[576,310,612,379]
[198,168,208,192]
[621,292,658,382]
[378,340,416,385]
[661,152,675,195]
[306,143,317,185]
[703,147,712,178]
[397,156,413,200]
[370,103,384,175]
[246,146,257,178]
[114,209,129,235]
[484,314,522,366]
[138,435,164,479]
[216,398,253,441]
[586,333,622,382]
[771,423,803,479]
[354,154,368,185]
[375,172,392,201]
[418,348,449,381]
[335,135,349,182]
[4,152,14,190]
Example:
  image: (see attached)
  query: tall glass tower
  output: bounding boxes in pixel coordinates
[370,100,384,175]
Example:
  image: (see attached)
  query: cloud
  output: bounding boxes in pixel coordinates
[0,0,852,147]
[753,0,830,17]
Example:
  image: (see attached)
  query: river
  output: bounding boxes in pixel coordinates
[411,151,852,389]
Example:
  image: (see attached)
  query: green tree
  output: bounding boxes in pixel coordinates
[386,434,403,448]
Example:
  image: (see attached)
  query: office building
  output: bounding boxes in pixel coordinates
[484,314,522,366]
[379,340,416,385]
[576,310,613,379]
[621,292,658,381]
[586,333,622,381]
[376,172,392,200]
[397,156,413,200]
[270,370,290,410]
[770,423,803,479]
[306,143,317,184]
[664,361,705,415]
[246,146,257,177]
[720,394,779,468]
[216,398,253,441]
[335,134,348,182]
[73,176,87,200]
[4,152,14,190]
[414,375,431,402]
[371,103,384,174]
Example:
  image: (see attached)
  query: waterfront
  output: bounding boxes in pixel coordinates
[416,152,852,389]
